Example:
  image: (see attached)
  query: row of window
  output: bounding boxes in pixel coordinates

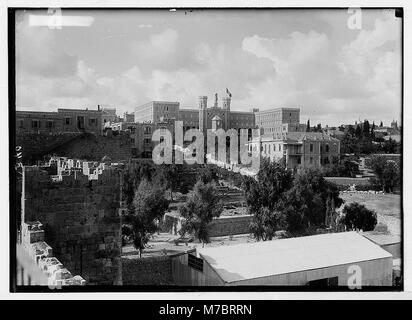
[262,143,283,154]
[18,117,100,129]
[63,117,98,126]
[309,143,335,153]
[18,119,55,129]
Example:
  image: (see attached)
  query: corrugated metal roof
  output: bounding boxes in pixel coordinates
[197,231,392,283]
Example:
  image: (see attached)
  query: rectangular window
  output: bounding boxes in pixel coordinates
[46,120,54,128]
[188,254,203,272]
[325,144,330,153]
[89,118,97,126]
[65,117,71,125]
[31,120,39,128]
[18,120,24,128]
[310,144,313,152]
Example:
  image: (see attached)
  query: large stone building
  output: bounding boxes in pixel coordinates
[254,107,306,134]
[250,131,340,169]
[16,106,117,135]
[134,93,256,133]
[249,107,340,169]
[105,119,174,158]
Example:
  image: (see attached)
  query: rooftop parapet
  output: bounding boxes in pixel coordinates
[20,221,86,286]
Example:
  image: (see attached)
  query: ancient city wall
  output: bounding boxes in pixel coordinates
[17,221,86,286]
[51,132,132,161]
[16,132,82,164]
[17,132,132,164]
[21,162,123,285]
[122,256,174,285]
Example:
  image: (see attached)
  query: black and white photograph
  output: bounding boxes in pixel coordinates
[7,4,405,295]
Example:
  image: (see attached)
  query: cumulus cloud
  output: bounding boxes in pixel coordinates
[240,18,401,124]
[16,18,78,78]
[15,12,401,125]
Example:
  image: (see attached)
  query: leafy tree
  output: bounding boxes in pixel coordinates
[363,120,370,137]
[155,164,180,201]
[339,202,377,231]
[249,207,285,241]
[306,119,311,132]
[243,158,293,240]
[371,121,375,139]
[355,125,362,139]
[370,155,388,191]
[322,158,359,177]
[179,180,223,246]
[124,179,169,257]
[197,165,219,184]
[122,160,155,208]
[382,160,400,193]
[382,138,399,154]
[279,167,343,235]
[380,121,383,127]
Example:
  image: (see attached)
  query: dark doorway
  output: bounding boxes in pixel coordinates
[77,116,85,130]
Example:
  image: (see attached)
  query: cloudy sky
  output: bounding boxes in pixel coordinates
[15,9,402,126]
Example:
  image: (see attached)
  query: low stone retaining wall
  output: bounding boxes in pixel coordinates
[325,177,372,186]
[162,213,253,238]
[122,255,174,285]
[208,215,253,237]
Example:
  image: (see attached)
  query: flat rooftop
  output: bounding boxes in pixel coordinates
[362,231,401,246]
[197,231,392,283]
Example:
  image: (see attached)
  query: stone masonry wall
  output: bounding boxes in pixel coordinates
[16,133,82,164]
[22,165,122,285]
[164,213,252,238]
[16,132,132,164]
[51,132,132,161]
[19,221,86,286]
[122,256,174,285]
[207,215,253,237]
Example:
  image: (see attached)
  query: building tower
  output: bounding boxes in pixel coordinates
[198,96,208,134]
[222,96,231,130]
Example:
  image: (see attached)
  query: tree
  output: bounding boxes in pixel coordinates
[197,165,218,184]
[339,202,377,231]
[371,121,375,139]
[155,164,180,201]
[370,155,388,191]
[242,158,293,240]
[363,120,370,138]
[179,180,223,246]
[325,196,338,229]
[306,119,311,132]
[122,160,156,208]
[279,167,343,235]
[382,160,400,193]
[380,121,383,127]
[124,179,169,257]
[355,124,362,139]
